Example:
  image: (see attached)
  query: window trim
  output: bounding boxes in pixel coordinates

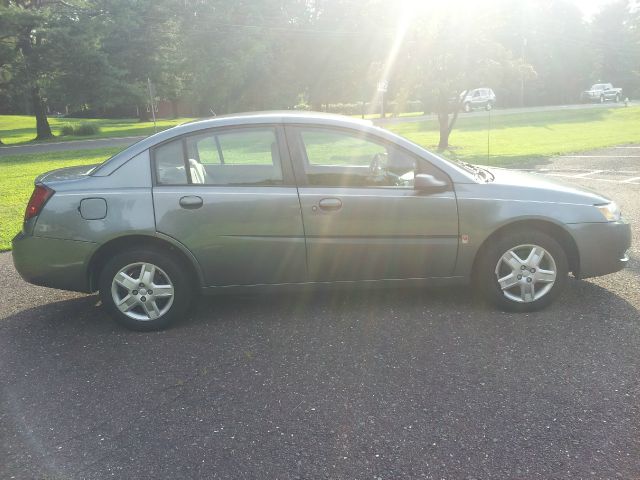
[284,125,452,190]
[150,124,296,188]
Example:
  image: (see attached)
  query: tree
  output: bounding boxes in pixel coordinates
[96,0,185,120]
[0,0,117,138]
[2,1,58,140]
[590,0,640,98]
[409,4,524,151]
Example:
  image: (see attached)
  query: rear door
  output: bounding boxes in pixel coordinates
[152,125,307,287]
[471,89,482,107]
[285,126,459,282]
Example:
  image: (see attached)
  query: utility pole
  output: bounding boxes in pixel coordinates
[378,80,388,119]
[520,37,528,108]
[147,77,157,133]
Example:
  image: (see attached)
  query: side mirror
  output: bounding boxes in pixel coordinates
[414,174,448,190]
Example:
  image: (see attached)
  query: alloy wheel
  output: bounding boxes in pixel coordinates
[111,262,175,321]
[494,244,557,303]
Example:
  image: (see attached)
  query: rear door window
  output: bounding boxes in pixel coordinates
[184,127,284,186]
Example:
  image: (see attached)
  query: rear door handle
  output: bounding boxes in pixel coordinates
[318,198,342,211]
[179,195,203,209]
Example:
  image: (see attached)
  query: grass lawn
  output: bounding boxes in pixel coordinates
[0,115,192,145]
[0,148,121,250]
[1,105,639,251]
[387,106,640,165]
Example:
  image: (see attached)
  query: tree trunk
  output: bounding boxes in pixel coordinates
[436,90,451,151]
[437,111,450,151]
[170,99,179,119]
[18,25,53,141]
[138,104,150,122]
[437,89,465,152]
[32,86,53,140]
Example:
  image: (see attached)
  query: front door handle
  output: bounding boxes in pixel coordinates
[318,198,342,211]
[179,195,203,209]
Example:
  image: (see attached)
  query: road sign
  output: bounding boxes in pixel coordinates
[377,80,388,93]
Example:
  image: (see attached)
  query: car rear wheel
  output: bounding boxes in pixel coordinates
[99,249,193,331]
[477,231,568,312]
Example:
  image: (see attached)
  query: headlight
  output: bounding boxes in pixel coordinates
[596,202,621,221]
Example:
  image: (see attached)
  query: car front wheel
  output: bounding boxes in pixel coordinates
[99,249,193,331]
[477,231,568,312]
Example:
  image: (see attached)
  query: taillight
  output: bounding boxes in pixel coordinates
[24,184,54,221]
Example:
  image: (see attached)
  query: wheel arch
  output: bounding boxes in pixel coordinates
[471,219,580,279]
[87,234,204,292]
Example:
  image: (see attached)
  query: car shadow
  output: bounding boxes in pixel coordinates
[1,278,636,337]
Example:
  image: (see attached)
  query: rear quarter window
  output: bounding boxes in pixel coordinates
[155,139,188,185]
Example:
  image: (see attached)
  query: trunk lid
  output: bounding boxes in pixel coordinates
[35,164,98,184]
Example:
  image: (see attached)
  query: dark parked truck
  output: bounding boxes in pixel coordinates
[581,83,623,103]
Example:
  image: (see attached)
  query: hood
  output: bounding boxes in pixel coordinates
[480,166,610,205]
[36,164,98,184]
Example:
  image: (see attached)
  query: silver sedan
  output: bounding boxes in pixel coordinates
[12,112,631,330]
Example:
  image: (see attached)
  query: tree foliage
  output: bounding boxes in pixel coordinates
[0,0,639,146]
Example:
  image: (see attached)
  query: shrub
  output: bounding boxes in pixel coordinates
[60,123,75,136]
[59,123,101,137]
[75,123,100,136]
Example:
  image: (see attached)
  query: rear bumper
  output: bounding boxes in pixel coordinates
[567,220,631,279]
[12,232,97,293]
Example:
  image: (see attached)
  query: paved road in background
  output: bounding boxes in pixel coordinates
[1,146,639,479]
[0,135,145,156]
[0,102,635,157]
[374,100,635,125]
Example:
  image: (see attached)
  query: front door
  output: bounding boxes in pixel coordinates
[152,125,307,287]
[286,126,459,282]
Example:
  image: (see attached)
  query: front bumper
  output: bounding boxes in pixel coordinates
[12,232,97,293]
[567,220,631,279]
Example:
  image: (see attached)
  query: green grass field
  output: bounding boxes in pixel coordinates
[0,148,121,250]
[0,115,191,145]
[1,106,639,250]
[388,105,640,164]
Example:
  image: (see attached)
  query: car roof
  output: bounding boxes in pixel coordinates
[181,110,374,128]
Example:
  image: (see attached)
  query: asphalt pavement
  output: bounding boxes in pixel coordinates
[0,135,145,156]
[1,146,639,479]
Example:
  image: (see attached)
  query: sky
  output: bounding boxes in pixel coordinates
[573,0,634,18]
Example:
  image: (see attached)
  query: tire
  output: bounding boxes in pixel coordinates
[463,102,472,113]
[475,230,569,312]
[99,248,193,331]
